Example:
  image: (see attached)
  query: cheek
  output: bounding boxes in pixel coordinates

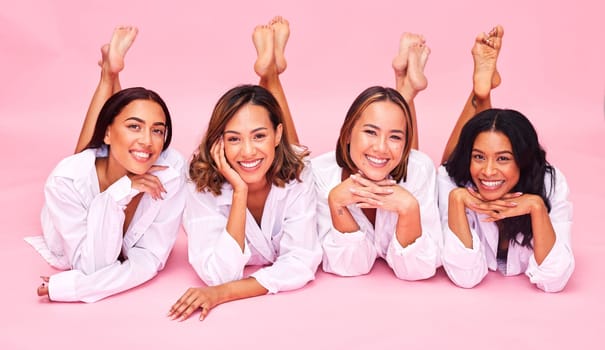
[223,144,238,163]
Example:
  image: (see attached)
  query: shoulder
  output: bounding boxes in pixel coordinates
[310,151,341,187]
[310,151,339,176]
[49,149,97,180]
[546,167,570,201]
[404,150,437,181]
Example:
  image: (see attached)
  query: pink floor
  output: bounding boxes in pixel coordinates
[2,1,604,348]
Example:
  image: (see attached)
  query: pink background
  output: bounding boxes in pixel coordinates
[2,0,604,348]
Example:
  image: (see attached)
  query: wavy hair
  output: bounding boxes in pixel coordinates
[445,108,555,247]
[85,87,172,151]
[189,84,306,195]
[335,86,413,182]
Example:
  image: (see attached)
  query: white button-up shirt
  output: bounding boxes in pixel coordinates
[25,146,186,302]
[437,165,574,292]
[183,162,322,294]
[311,150,442,280]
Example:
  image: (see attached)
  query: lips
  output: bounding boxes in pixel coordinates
[130,150,152,162]
[238,158,262,169]
[479,179,505,189]
[365,154,388,166]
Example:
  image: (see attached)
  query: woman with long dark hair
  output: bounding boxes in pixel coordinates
[438,26,574,292]
[26,27,186,302]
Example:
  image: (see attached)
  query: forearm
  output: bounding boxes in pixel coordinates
[215,277,268,305]
[530,201,556,265]
[448,193,473,248]
[395,201,422,247]
[226,189,248,251]
[328,198,360,233]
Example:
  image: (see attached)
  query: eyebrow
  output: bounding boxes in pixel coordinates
[471,148,514,155]
[224,127,269,135]
[362,123,404,134]
[125,117,166,127]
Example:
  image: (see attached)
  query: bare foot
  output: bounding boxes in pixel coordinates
[98,44,109,68]
[270,16,289,74]
[472,25,503,99]
[252,24,276,78]
[105,26,138,74]
[406,43,430,92]
[392,33,425,92]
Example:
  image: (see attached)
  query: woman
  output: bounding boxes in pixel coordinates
[26,27,186,302]
[311,33,441,279]
[438,26,574,292]
[169,17,321,321]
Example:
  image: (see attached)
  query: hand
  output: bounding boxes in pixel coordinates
[211,138,247,192]
[469,191,543,222]
[37,276,49,297]
[168,286,220,321]
[351,174,418,214]
[129,165,168,200]
[329,173,395,209]
[463,187,525,221]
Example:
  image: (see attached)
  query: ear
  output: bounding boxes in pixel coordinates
[274,123,283,147]
[103,127,111,145]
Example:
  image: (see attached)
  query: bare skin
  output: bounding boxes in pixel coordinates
[392,33,430,150]
[38,26,167,299]
[170,17,299,322]
[75,26,138,153]
[253,17,298,144]
[441,25,504,163]
[270,16,289,74]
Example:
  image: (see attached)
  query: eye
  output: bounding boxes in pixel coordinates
[472,153,485,161]
[253,133,267,141]
[152,128,165,136]
[497,155,512,162]
[363,129,377,136]
[226,136,240,143]
[127,124,141,131]
[390,134,403,141]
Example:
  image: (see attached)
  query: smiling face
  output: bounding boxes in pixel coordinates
[222,103,283,191]
[104,99,167,177]
[470,131,520,201]
[348,100,406,181]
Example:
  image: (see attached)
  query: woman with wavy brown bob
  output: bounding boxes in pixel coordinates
[169,17,321,321]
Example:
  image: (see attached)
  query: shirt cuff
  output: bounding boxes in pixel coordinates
[106,176,140,206]
[327,229,366,246]
[48,270,79,302]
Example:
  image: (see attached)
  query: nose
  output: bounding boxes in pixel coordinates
[483,159,497,176]
[242,138,256,157]
[374,136,388,153]
[138,128,152,146]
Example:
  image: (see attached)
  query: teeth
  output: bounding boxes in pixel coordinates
[239,159,261,168]
[366,155,387,164]
[481,180,504,188]
[132,151,150,159]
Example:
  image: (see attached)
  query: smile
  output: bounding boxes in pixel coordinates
[366,155,388,166]
[131,151,151,160]
[239,159,262,169]
[480,179,504,188]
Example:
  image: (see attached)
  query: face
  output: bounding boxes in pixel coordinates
[104,99,167,176]
[348,100,406,181]
[222,103,283,190]
[470,131,520,201]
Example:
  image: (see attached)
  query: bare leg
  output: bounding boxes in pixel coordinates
[254,17,299,145]
[75,26,138,153]
[393,33,429,150]
[441,25,503,164]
